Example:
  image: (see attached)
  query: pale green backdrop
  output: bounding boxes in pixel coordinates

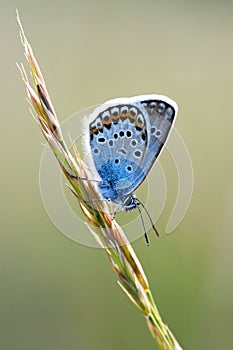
[1,0,233,349]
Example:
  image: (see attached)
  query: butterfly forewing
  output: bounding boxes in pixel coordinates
[131,98,177,186]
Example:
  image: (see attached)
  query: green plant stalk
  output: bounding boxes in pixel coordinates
[17,12,183,350]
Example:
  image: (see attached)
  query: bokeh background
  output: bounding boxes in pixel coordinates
[1,1,233,349]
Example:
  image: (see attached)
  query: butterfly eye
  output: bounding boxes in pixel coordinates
[114,133,118,139]
[119,131,125,137]
[126,166,132,172]
[155,129,162,137]
[114,159,120,164]
[108,139,114,147]
[126,130,132,138]
[93,148,99,154]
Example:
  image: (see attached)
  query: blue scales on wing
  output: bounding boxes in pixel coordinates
[89,103,148,204]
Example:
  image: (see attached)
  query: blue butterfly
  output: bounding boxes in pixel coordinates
[84,95,178,244]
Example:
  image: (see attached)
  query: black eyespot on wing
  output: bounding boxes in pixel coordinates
[131,139,137,147]
[104,123,112,130]
[141,131,147,141]
[134,150,142,158]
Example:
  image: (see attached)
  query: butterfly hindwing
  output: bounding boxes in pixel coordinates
[89,102,150,198]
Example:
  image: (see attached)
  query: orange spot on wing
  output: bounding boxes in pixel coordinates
[102,119,111,125]
[111,113,120,122]
[128,114,137,122]
[136,121,143,129]
[90,127,98,134]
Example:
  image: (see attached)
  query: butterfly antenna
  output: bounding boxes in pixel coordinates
[136,198,160,237]
[135,202,150,246]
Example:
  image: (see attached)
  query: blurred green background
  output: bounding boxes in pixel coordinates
[1,0,233,349]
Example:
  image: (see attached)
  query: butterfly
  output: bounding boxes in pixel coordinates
[83,94,178,244]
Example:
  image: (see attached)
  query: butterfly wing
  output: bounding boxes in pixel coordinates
[134,95,178,182]
[84,95,177,202]
[85,101,149,201]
